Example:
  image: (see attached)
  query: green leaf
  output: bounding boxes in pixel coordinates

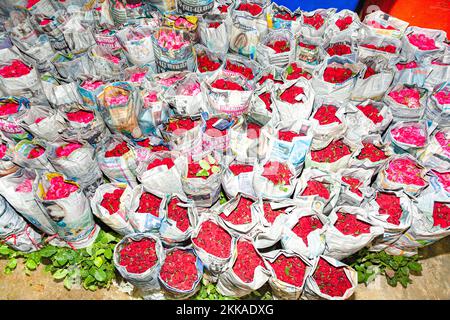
[286,65,293,74]
[0,246,11,256]
[408,262,422,273]
[63,276,73,290]
[357,270,365,283]
[93,257,103,268]
[83,275,96,287]
[211,165,220,173]
[399,276,409,288]
[199,160,210,170]
[25,259,37,270]
[93,268,107,282]
[196,169,209,177]
[55,254,68,267]
[104,248,113,260]
[284,266,290,276]
[40,246,57,258]
[7,258,17,270]
[207,155,216,164]
[95,249,105,256]
[53,269,68,280]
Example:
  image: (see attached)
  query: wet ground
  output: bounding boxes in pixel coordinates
[1,237,449,300]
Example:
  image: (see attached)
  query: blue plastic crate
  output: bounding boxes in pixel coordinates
[274,0,360,12]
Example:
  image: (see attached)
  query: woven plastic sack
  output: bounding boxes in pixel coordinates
[13,139,55,172]
[384,84,428,122]
[335,167,375,206]
[0,195,42,252]
[35,172,100,249]
[0,168,55,235]
[198,14,230,54]
[18,104,66,142]
[417,127,450,172]
[216,194,260,236]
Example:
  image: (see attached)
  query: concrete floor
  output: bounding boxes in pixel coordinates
[0,237,449,300]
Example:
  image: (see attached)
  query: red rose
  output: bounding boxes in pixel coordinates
[313,104,341,125]
[119,238,158,274]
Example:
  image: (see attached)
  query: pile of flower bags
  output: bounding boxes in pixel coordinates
[0,0,449,300]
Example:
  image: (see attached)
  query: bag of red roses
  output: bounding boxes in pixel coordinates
[163,73,207,116]
[280,205,328,259]
[202,70,254,117]
[256,29,293,68]
[335,167,375,207]
[216,236,270,297]
[113,233,165,296]
[96,135,138,187]
[47,139,103,196]
[384,83,428,122]
[229,115,271,164]
[348,134,392,172]
[160,116,203,155]
[158,246,204,299]
[294,168,341,214]
[0,138,19,177]
[322,31,358,62]
[216,194,259,236]
[0,194,43,252]
[424,57,450,91]
[35,172,100,249]
[96,82,143,139]
[180,152,224,208]
[159,194,199,247]
[253,198,297,249]
[293,34,324,67]
[250,82,280,123]
[58,104,111,147]
[358,34,401,64]
[252,159,298,200]
[17,103,66,142]
[191,215,236,278]
[305,137,355,173]
[0,96,33,142]
[309,97,347,150]
[363,189,414,252]
[324,9,360,38]
[374,154,429,198]
[228,4,269,59]
[323,206,384,260]
[425,83,450,128]
[299,8,336,38]
[126,185,165,234]
[194,44,225,79]
[259,119,314,172]
[136,150,185,198]
[417,127,450,172]
[13,139,56,172]
[201,113,233,154]
[311,56,363,101]
[262,249,313,300]
[198,13,230,54]
[402,26,446,61]
[221,156,258,198]
[88,45,127,80]
[91,182,135,236]
[266,3,301,34]
[390,179,450,255]
[393,60,431,88]
[351,56,395,102]
[303,255,357,300]
[385,120,429,156]
[362,11,408,40]
[0,59,42,97]
[0,168,55,235]
[273,78,315,123]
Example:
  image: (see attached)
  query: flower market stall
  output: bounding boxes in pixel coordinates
[0,0,449,301]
